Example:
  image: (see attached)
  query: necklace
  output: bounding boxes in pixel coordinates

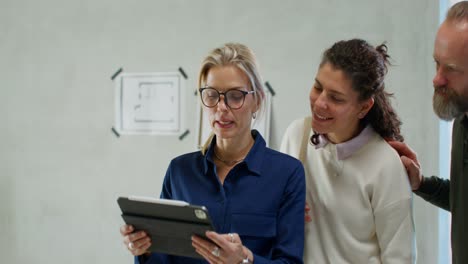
[213,150,245,166]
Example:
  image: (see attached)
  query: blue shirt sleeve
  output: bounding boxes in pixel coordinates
[134,253,171,264]
[257,162,305,263]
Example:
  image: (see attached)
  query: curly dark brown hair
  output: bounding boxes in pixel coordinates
[319,38,404,142]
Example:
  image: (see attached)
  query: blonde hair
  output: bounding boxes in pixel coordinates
[198,43,265,154]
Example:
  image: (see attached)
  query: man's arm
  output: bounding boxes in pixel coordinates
[414,176,450,211]
[388,141,450,211]
[387,141,422,190]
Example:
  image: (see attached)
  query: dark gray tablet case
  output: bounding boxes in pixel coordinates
[117,197,214,259]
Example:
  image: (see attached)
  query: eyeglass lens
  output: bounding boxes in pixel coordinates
[201,88,247,109]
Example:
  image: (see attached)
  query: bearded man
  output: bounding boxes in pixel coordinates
[389,2,468,263]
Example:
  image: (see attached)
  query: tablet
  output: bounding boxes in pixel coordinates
[117,196,215,259]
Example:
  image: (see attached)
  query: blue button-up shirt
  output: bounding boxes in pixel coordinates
[137,131,305,264]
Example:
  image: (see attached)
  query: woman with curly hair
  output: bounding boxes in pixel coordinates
[281,39,416,263]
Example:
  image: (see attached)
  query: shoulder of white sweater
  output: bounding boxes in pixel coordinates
[354,134,408,179]
[284,117,309,136]
[361,133,402,161]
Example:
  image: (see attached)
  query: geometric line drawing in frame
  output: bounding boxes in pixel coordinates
[114,72,186,135]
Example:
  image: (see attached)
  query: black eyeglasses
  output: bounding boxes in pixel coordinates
[199,87,255,110]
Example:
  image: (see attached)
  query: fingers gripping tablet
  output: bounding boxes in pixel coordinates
[118,196,215,259]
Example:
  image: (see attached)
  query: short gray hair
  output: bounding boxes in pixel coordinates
[446,1,468,22]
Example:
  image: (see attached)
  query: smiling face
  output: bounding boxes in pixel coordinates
[203,65,257,143]
[309,63,374,143]
[432,21,468,120]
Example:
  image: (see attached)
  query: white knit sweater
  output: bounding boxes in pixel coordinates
[281,118,416,264]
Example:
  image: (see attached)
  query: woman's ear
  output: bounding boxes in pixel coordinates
[253,90,261,113]
[359,97,374,118]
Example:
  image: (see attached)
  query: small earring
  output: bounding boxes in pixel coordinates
[252,112,257,119]
[358,112,365,118]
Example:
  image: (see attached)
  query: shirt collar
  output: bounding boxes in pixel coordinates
[243,130,264,176]
[203,130,265,176]
[314,125,374,160]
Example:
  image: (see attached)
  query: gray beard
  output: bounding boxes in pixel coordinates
[433,87,468,121]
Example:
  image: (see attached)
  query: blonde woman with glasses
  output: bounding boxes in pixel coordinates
[120,43,306,264]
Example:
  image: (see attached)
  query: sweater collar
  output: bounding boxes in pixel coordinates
[314,125,374,160]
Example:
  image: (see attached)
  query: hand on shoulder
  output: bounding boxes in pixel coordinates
[387,141,423,190]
